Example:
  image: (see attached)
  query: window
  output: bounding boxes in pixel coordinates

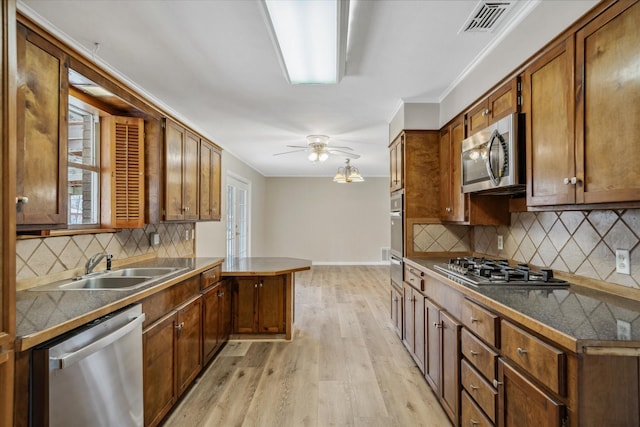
[226,174,250,259]
[67,98,100,226]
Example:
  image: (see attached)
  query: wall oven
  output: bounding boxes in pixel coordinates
[390,191,403,287]
[461,113,525,194]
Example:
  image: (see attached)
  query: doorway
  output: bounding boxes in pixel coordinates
[226,174,250,260]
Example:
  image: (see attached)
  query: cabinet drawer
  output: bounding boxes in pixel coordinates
[501,320,566,396]
[461,328,498,382]
[201,264,222,290]
[461,299,499,347]
[462,359,497,422]
[461,390,494,427]
[405,265,424,291]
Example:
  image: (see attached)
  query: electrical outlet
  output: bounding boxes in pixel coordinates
[185,229,191,241]
[616,249,630,274]
[617,319,631,340]
[497,235,504,251]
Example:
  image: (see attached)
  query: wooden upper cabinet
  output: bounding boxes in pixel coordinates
[163,119,199,221]
[16,23,68,228]
[101,116,144,228]
[575,0,640,204]
[524,36,576,206]
[466,78,520,134]
[199,140,221,221]
[439,116,466,222]
[389,133,403,192]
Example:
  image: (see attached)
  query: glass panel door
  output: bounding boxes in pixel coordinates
[226,175,249,260]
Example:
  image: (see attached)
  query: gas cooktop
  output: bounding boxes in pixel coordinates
[433,257,569,288]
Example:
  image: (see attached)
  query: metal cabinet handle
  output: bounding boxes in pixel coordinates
[16,195,29,204]
[175,321,185,330]
[469,384,479,391]
[517,347,528,356]
[470,317,479,323]
[493,379,503,388]
[470,419,479,426]
[469,350,478,356]
[433,322,443,329]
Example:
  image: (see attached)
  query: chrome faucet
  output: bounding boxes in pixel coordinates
[85,253,113,274]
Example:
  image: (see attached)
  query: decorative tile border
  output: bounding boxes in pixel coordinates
[474,209,640,290]
[16,223,195,282]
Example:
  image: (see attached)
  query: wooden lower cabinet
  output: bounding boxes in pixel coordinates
[497,358,565,427]
[462,390,493,427]
[0,350,14,427]
[424,298,461,425]
[202,280,231,364]
[390,284,403,339]
[234,276,285,334]
[143,295,202,427]
[402,283,425,371]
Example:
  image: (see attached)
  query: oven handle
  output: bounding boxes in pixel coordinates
[49,313,145,370]
[390,211,401,217]
[390,257,402,265]
[486,130,506,186]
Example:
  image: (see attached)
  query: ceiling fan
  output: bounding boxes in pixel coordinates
[273,135,360,162]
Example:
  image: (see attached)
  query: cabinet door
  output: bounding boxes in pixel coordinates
[234,278,258,333]
[524,37,575,206]
[413,291,425,372]
[164,120,185,220]
[258,276,285,333]
[143,313,177,427]
[16,23,68,227]
[440,311,461,424]
[389,134,403,192]
[219,280,232,342]
[176,296,202,396]
[202,284,220,364]
[440,117,466,222]
[497,359,564,427]
[402,282,415,353]
[487,78,519,123]
[0,351,14,427]
[183,131,199,220]
[467,101,489,134]
[199,141,221,221]
[101,116,144,228]
[575,1,640,204]
[424,298,441,392]
[390,286,403,339]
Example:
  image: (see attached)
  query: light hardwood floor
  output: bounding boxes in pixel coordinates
[162,265,451,427]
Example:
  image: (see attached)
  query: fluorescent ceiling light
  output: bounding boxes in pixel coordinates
[263,0,349,84]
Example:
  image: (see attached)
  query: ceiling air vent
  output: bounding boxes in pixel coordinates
[461,1,514,33]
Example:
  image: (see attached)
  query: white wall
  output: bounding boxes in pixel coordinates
[263,177,389,264]
[195,151,268,257]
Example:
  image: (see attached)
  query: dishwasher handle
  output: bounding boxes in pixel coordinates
[50,313,145,370]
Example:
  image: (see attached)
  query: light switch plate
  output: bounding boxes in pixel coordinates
[616,249,630,275]
[497,235,504,251]
[617,319,631,340]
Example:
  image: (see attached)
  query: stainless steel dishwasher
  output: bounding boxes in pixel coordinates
[31,304,146,427]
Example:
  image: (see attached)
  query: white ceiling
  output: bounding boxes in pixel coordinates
[19,0,597,178]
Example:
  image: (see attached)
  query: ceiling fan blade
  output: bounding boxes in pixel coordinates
[329,149,360,159]
[273,149,307,156]
[329,145,353,150]
[285,145,309,149]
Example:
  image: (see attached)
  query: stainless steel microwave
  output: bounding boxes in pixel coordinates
[461,113,525,194]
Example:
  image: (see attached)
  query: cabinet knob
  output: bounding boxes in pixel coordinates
[481,108,491,116]
[255,283,259,288]
[470,316,479,323]
[433,322,443,329]
[470,419,479,426]
[563,177,578,185]
[517,347,528,356]
[16,195,29,204]
[445,207,451,212]
[175,322,185,330]
[493,379,503,388]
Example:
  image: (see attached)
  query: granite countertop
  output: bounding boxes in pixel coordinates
[15,256,312,351]
[407,257,640,352]
[221,257,311,276]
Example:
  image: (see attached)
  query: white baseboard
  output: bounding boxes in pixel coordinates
[311,261,390,266]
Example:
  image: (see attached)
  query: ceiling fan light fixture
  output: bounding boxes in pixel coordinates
[308,151,319,162]
[333,159,364,183]
[319,151,329,162]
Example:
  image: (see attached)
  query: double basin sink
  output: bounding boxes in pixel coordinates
[33,267,188,292]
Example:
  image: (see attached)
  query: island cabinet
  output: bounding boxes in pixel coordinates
[201,265,231,364]
[141,276,202,427]
[233,276,285,334]
[526,0,640,207]
[163,119,199,221]
[465,77,520,135]
[15,22,68,229]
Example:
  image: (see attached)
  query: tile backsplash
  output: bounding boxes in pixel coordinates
[413,224,472,253]
[475,210,640,290]
[17,223,195,285]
